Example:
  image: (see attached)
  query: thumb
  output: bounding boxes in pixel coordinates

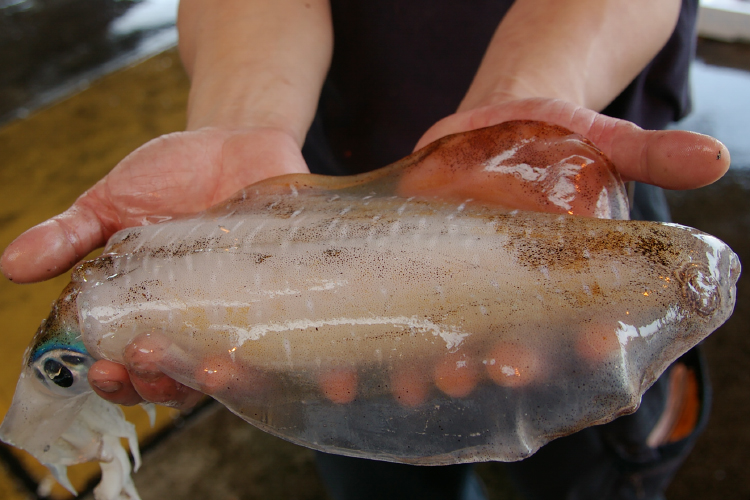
[1,199,112,283]
[605,126,730,189]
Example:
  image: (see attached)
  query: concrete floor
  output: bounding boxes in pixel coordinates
[0,26,748,500]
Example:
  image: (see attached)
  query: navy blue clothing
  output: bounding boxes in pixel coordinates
[304,1,706,499]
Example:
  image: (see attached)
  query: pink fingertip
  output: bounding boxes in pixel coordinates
[88,361,143,405]
[124,333,172,367]
[319,367,358,404]
[1,220,79,283]
[647,131,731,190]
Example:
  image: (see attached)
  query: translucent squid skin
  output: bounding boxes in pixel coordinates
[0,121,740,499]
[75,188,739,465]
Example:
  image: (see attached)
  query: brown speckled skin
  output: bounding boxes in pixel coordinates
[25,281,82,364]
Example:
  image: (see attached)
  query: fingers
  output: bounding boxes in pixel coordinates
[318,367,359,404]
[126,368,204,411]
[433,352,479,398]
[1,199,110,283]
[90,360,203,410]
[89,361,144,406]
[123,333,204,410]
[89,334,204,410]
[606,126,730,189]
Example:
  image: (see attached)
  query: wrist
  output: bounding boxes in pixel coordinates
[458,0,681,114]
[178,0,333,147]
[457,36,596,113]
[185,73,315,147]
[458,76,582,114]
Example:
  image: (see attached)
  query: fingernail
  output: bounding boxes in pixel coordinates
[91,380,122,393]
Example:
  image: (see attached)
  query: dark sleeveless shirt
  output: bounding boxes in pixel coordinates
[302,0,698,177]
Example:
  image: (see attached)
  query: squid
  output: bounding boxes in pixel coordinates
[0,121,740,500]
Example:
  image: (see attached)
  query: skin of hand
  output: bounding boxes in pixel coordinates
[0,128,308,284]
[2,0,731,409]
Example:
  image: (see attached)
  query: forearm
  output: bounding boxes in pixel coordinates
[178,0,333,145]
[460,0,681,112]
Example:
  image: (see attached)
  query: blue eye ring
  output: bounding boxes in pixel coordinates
[29,338,87,364]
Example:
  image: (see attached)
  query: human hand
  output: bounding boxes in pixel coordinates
[415,97,730,190]
[1,127,308,283]
[2,126,309,408]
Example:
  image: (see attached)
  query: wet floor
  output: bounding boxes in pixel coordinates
[0,4,748,500]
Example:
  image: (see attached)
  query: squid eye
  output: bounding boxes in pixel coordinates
[43,358,75,388]
[32,348,94,396]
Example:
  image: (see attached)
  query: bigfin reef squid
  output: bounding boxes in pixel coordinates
[0,121,740,500]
